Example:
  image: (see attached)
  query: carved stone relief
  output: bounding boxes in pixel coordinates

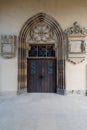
[26,22,57,44]
[64,22,87,64]
[65,21,87,35]
[0,35,16,59]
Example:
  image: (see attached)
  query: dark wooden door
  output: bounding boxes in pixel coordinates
[27,59,56,93]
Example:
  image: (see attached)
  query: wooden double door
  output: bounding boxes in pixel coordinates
[27,59,56,93]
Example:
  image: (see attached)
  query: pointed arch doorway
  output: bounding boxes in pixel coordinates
[18,13,66,94]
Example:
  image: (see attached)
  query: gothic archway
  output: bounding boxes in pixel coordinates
[18,12,66,94]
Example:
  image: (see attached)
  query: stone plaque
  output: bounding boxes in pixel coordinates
[0,35,17,59]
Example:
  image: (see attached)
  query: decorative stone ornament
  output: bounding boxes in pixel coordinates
[0,35,17,59]
[64,22,87,64]
[65,21,87,35]
[26,22,56,44]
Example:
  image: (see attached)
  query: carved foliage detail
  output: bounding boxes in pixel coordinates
[64,21,87,35]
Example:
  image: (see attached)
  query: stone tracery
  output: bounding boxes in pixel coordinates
[26,22,56,43]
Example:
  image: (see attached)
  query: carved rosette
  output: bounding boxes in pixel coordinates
[26,23,56,44]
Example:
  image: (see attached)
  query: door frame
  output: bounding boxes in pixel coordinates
[18,12,66,94]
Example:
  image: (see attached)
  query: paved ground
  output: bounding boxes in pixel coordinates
[0,93,87,130]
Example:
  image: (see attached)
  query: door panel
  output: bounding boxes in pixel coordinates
[27,59,56,93]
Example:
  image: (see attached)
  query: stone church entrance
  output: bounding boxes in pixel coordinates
[18,13,66,94]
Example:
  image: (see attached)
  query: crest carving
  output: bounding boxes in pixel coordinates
[65,21,87,35]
